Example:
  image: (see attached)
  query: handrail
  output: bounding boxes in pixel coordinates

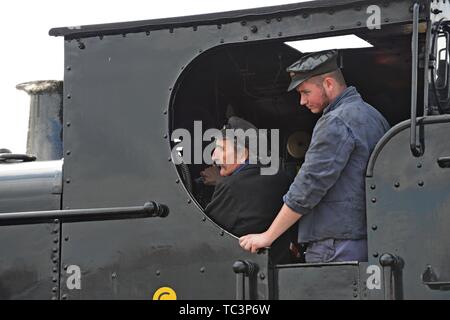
[0,201,169,226]
[410,2,422,157]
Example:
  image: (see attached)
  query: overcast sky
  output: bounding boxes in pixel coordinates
[0,0,309,153]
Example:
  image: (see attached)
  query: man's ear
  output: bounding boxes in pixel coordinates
[323,76,334,91]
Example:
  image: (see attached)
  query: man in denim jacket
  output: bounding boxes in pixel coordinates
[240,50,390,263]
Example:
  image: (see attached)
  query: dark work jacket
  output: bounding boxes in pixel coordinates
[283,86,390,243]
[205,164,296,264]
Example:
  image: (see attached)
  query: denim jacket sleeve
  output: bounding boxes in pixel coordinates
[283,115,355,215]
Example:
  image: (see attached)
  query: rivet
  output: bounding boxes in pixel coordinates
[66,122,71,127]
[199,49,203,53]
[278,32,283,36]
[53,267,58,273]
[329,10,334,15]
[202,217,206,222]
[353,293,358,298]
[111,272,117,279]
[353,287,358,292]
[370,184,376,190]
[163,110,167,115]
[64,265,68,270]
[353,280,357,285]
[122,33,126,37]
[146,31,150,36]
[67,66,72,71]
[65,236,69,241]
[168,157,172,162]
[266,19,271,24]
[163,134,168,139]
[52,287,57,293]
[66,179,71,184]
[372,225,378,231]
[156,270,161,276]
[357,21,362,26]
[53,228,58,234]
[200,267,206,273]
[277,17,282,22]
[52,277,58,283]
[259,273,266,280]
[241,21,247,26]
[266,34,271,38]
[243,36,248,40]
[99,35,103,40]
[220,39,225,44]
[169,87,172,91]
[371,198,376,203]
[66,151,71,156]
[217,24,222,29]
[417,163,422,168]
[187,199,192,204]
[52,296,57,301]
[193,26,197,31]
[220,230,224,236]
[52,258,58,263]
[330,25,335,30]
[394,182,400,188]
[54,238,59,244]
[67,94,71,99]
[250,25,258,33]
[78,42,85,50]
[62,294,68,300]
[384,18,389,23]
[373,252,379,258]
[54,219,59,224]
[418,181,424,187]
[53,248,58,253]
[169,28,174,33]
[176,179,180,184]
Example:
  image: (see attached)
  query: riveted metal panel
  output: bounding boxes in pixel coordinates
[275,263,360,300]
[367,116,450,299]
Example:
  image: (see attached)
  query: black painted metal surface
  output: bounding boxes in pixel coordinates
[367,116,450,299]
[275,262,360,299]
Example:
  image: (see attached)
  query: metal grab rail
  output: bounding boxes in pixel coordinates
[0,201,169,226]
[410,2,423,157]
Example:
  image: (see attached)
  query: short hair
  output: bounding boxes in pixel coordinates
[308,69,347,87]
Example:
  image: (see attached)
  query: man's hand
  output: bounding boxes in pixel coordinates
[200,166,222,186]
[239,232,273,253]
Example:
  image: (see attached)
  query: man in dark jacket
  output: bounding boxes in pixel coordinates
[203,117,295,264]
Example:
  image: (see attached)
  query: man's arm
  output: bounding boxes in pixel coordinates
[239,204,302,253]
[240,115,355,253]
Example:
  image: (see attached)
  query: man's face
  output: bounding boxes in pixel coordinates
[211,138,243,177]
[296,78,330,114]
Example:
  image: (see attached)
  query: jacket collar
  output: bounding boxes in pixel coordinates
[323,86,359,115]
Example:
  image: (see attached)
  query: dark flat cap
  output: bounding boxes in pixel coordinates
[286,49,339,91]
[222,116,257,132]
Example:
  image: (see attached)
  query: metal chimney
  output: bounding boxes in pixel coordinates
[16,80,63,161]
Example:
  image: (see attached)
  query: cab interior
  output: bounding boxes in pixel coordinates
[169,22,438,250]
